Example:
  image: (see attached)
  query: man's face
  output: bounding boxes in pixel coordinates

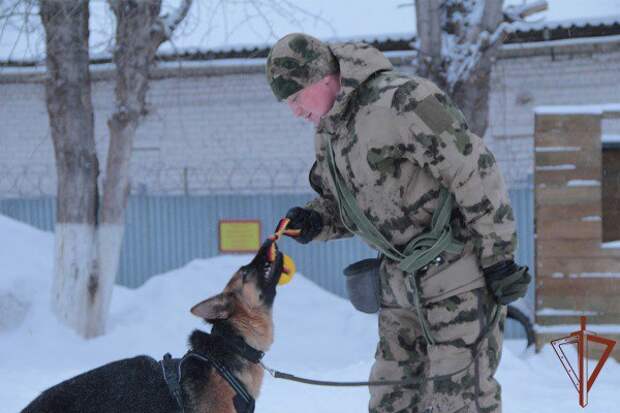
[286,75,339,126]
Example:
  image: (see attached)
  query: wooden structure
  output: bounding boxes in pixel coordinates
[534,105,620,360]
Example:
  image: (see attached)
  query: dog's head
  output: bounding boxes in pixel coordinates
[190,240,283,348]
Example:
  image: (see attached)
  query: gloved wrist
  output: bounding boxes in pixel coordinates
[284,207,323,244]
[483,259,531,305]
[483,260,519,280]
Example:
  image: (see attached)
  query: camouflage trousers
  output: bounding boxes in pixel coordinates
[369,257,506,413]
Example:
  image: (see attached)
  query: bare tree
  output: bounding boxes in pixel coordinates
[2,0,332,339]
[413,0,548,137]
[96,0,192,337]
[3,0,361,340]
[40,0,100,337]
[39,0,191,338]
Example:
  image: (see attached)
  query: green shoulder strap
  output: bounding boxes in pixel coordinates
[324,136,464,269]
[324,136,465,344]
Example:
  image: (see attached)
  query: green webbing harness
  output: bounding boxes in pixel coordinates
[324,136,465,345]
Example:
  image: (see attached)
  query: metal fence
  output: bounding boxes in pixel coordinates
[0,182,534,338]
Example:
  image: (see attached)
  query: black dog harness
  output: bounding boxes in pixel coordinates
[160,327,265,413]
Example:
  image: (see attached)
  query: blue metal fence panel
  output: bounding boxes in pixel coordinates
[1,182,534,338]
[0,198,56,232]
[504,179,536,339]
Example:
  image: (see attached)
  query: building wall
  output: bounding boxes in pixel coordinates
[0,67,317,197]
[1,39,620,198]
[487,43,620,188]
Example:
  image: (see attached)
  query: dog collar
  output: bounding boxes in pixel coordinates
[211,323,265,364]
[161,351,255,413]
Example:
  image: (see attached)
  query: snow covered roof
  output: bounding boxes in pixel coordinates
[118,15,620,62]
[147,31,417,64]
[534,103,620,115]
[210,32,415,52]
[603,134,620,144]
[505,14,620,43]
[2,16,619,67]
[507,15,620,33]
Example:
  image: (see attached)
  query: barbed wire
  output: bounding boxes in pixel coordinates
[0,159,313,198]
[0,159,532,199]
[0,164,55,198]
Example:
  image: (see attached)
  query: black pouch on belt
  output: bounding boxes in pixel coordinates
[343,258,381,314]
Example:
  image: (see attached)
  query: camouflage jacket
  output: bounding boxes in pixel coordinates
[305,42,517,269]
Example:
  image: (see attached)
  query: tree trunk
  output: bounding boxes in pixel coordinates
[40,0,191,338]
[414,0,507,138]
[415,0,443,87]
[451,64,493,138]
[90,0,192,331]
[451,0,505,137]
[89,1,162,335]
[40,0,103,337]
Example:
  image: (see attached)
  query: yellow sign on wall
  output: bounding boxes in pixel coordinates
[219,220,261,253]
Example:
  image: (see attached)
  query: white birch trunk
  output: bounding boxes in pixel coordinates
[85,0,194,333]
[40,0,192,338]
[52,223,98,335]
[93,223,125,331]
[41,0,104,337]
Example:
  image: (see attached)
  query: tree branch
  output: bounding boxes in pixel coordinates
[219,0,336,43]
[0,0,42,62]
[449,21,509,89]
[414,0,441,79]
[159,0,192,39]
[504,0,548,22]
[445,0,548,91]
[481,0,504,34]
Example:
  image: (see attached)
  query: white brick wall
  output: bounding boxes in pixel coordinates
[0,70,316,197]
[0,82,54,196]
[1,39,619,197]
[487,48,620,186]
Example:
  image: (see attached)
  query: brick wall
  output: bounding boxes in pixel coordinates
[1,39,619,197]
[0,68,316,197]
[487,45,620,188]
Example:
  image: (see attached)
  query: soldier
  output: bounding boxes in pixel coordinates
[266,33,531,413]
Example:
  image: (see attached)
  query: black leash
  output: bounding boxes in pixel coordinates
[260,305,502,387]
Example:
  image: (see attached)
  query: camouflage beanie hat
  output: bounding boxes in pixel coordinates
[266,33,338,101]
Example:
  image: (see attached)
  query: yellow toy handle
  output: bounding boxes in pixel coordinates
[268,218,297,286]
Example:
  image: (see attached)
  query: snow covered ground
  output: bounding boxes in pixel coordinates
[1,214,619,412]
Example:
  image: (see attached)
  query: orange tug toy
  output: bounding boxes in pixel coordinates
[268,218,298,286]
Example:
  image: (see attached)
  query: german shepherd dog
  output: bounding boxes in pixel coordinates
[22,240,284,413]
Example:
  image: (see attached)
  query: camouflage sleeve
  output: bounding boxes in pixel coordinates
[304,161,353,241]
[390,79,517,269]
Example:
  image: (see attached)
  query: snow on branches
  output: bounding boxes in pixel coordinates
[415,0,547,92]
[413,0,547,136]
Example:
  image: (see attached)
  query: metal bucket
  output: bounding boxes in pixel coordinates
[343,258,381,314]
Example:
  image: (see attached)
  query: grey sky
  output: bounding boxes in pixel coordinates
[1,0,619,61]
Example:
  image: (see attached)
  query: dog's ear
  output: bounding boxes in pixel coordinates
[190,293,234,321]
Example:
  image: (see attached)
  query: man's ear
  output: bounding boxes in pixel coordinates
[190,293,234,321]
